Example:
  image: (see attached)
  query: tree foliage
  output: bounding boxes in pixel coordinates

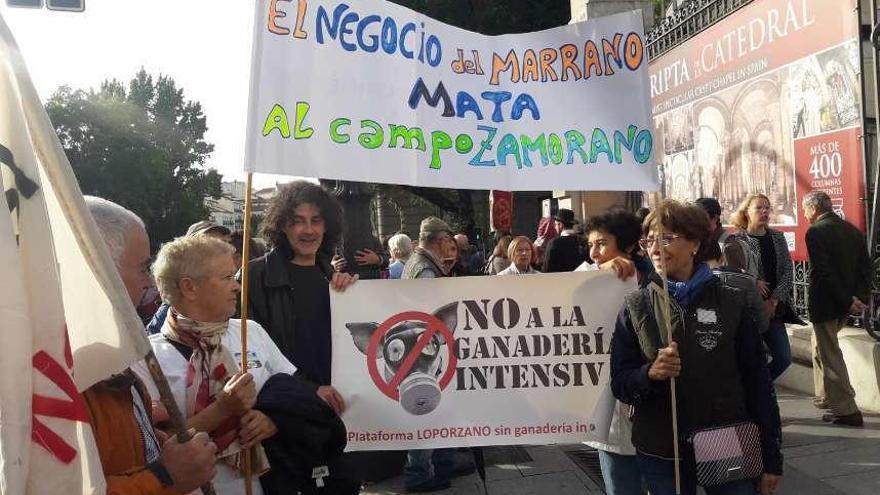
[46,69,221,247]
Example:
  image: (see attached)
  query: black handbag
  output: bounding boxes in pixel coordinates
[688,421,763,487]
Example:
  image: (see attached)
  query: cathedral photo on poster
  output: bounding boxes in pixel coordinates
[652,39,861,229]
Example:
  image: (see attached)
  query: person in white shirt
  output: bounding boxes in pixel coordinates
[497,236,540,275]
[134,235,297,495]
[579,211,647,495]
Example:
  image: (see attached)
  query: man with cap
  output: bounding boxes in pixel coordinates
[402,217,456,280]
[145,220,233,334]
[185,220,232,241]
[542,208,585,272]
[401,217,474,491]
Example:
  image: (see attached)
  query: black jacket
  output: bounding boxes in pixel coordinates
[806,212,871,322]
[611,276,782,475]
[542,234,585,272]
[246,243,335,389]
[256,374,357,495]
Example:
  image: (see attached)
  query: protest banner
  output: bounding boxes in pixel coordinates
[245,0,658,191]
[330,270,635,450]
[649,0,864,260]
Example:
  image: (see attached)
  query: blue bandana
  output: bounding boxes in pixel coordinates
[665,263,715,307]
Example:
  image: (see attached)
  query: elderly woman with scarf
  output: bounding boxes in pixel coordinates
[135,235,298,495]
[610,201,782,495]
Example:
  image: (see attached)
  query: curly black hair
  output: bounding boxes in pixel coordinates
[260,181,343,255]
[584,210,642,255]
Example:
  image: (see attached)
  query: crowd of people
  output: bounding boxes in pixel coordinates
[78,181,871,495]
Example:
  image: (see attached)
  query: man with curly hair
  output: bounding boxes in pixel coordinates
[245,180,357,414]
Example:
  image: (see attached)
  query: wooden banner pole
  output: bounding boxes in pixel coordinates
[239,172,255,495]
[656,222,682,495]
[145,351,217,495]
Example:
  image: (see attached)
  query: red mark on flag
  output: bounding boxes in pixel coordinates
[31,327,89,464]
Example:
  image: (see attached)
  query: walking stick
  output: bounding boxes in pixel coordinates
[655,222,682,495]
[145,351,217,495]
[239,172,255,495]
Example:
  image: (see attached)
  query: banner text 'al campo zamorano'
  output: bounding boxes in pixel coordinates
[245,0,658,191]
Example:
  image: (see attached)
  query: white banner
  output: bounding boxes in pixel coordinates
[330,271,635,450]
[245,0,658,191]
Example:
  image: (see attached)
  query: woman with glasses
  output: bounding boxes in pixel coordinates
[498,236,540,275]
[611,200,782,495]
[135,235,297,495]
[730,193,796,381]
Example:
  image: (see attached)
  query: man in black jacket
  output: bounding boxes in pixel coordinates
[246,181,358,415]
[803,191,871,426]
[246,181,362,493]
[542,208,585,272]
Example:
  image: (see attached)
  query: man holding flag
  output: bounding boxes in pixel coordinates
[83,197,219,495]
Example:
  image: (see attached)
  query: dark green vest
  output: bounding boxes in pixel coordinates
[401,250,444,280]
[624,279,749,459]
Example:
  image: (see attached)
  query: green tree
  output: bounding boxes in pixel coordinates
[46,69,221,248]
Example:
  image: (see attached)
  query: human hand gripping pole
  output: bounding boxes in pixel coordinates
[145,351,218,495]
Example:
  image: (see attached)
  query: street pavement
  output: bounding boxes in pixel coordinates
[361,387,880,494]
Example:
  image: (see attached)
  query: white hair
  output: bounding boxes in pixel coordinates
[152,236,234,306]
[803,190,833,213]
[387,233,413,260]
[84,196,145,266]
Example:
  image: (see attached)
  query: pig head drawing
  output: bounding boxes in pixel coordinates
[345,302,458,415]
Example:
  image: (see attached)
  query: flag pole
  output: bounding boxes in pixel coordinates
[655,221,681,495]
[239,172,255,495]
[145,352,217,495]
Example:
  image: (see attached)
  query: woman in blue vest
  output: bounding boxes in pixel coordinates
[610,200,783,495]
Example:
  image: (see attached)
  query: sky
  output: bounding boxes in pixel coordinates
[1,0,291,189]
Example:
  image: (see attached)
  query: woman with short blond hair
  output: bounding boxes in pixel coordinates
[498,236,539,275]
[135,235,297,495]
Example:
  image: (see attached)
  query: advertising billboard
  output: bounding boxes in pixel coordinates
[649,0,864,260]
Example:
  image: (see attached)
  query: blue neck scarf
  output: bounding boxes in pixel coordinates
[665,263,715,307]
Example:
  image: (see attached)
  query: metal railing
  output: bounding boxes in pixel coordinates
[646,0,755,60]
[791,260,880,341]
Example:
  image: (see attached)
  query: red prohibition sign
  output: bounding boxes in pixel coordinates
[366,311,457,401]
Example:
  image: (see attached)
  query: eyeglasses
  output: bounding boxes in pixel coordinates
[639,235,685,249]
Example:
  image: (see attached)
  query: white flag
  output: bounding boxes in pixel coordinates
[0,13,151,495]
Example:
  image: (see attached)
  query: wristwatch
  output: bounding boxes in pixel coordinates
[147,461,175,488]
